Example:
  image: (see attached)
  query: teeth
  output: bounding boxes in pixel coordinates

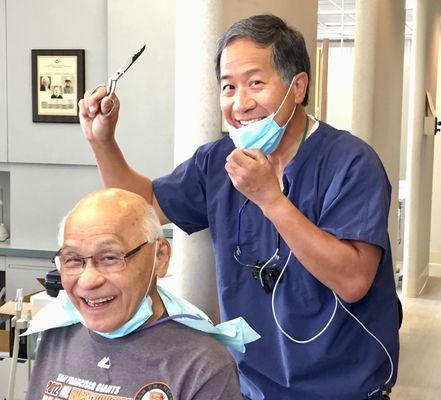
[240,118,262,126]
[85,296,115,306]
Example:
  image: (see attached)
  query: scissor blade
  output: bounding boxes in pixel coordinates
[119,44,146,75]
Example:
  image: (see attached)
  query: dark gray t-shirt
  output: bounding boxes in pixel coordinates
[26,320,242,400]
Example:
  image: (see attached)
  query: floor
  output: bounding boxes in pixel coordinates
[392,266,441,399]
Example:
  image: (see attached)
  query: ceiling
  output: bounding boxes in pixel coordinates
[317,0,414,42]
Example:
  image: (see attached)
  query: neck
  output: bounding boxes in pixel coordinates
[145,288,165,325]
[268,106,308,170]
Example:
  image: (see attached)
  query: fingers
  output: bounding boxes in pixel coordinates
[225,149,251,179]
[87,86,107,114]
[242,149,265,160]
[226,148,264,166]
[79,86,120,119]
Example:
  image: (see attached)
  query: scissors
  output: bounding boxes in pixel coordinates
[94,44,146,117]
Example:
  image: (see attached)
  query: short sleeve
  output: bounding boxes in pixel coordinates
[317,141,391,251]
[153,146,210,235]
[192,362,243,400]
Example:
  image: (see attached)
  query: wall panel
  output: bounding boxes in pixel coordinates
[0,0,7,162]
[6,0,107,165]
[9,163,101,250]
[107,0,175,179]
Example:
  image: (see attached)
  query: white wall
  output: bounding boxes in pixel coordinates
[0,0,175,251]
[352,0,405,275]
[107,0,175,178]
[6,0,106,165]
[430,33,441,265]
[400,39,412,181]
[325,42,354,131]
[403,0,441,296]
[0,0,7,162]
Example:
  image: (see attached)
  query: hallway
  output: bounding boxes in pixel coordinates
[393,266,441,399]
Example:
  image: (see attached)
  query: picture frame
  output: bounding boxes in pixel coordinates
[31,49,85,123]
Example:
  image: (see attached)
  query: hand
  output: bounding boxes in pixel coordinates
[225,149,283,208]
[79,86,120,144]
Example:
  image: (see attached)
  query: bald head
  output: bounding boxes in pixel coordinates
[58,189,162,246]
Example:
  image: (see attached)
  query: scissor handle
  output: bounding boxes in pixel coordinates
[107,79,117,97]
[90,84,115,118]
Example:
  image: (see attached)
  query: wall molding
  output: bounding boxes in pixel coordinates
[404,263,430,298]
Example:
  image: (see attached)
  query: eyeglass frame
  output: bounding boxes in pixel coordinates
[234,198,281,268]
[52,240,153,276]
[233,198,283,293]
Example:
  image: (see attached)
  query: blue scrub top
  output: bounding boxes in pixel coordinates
[153,122,399,400]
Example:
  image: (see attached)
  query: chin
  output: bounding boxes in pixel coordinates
[84,318,120,333]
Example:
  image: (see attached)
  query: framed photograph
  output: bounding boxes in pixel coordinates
[32,49,85,123]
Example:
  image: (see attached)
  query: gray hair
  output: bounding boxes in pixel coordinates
[215,14,311,106]
[57,203,163,247]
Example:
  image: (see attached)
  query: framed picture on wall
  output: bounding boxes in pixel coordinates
[31,49,85,123]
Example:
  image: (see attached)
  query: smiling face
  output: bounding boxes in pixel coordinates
[219,38,291,129]
[60,190,160,333]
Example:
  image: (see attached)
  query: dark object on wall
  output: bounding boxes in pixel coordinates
[32,49,85,123]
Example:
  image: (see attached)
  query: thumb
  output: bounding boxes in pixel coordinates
[100,96,115,116]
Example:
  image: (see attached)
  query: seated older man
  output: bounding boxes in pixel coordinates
[24,189,258,400]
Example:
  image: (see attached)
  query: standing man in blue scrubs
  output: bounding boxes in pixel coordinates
[79,14,399,400]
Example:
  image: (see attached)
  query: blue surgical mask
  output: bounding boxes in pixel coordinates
[226,76,297,155]
[94,296,153,339]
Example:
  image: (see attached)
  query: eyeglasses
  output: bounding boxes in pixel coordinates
[234,199,282,293]
[52,241,151,276]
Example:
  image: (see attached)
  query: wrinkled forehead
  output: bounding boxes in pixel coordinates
[65,198,142,243]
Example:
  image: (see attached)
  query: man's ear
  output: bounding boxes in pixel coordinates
[155,238,171,279]
[294,72,308,105]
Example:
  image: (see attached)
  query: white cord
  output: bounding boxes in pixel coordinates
[271,251,394,386]
[271,252,338,343]
[336,297,394,386]
[258,248,280,288]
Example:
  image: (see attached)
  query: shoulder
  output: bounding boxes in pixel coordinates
[36,325,86,360]
[313,122,386,175]
[39,324,85,343]
[167,321,235,359]
[151,321,236,369]
[191,135,235,167]
[316,123,380,159]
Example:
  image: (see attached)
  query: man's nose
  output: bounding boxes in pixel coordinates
[77,259,106,288]
[232,88,255,114]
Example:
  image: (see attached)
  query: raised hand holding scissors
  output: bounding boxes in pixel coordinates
[79,45,146,142]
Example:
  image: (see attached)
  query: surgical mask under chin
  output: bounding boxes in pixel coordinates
[92,241,158,339]
[92,296,153,339]
[227,76,297,155]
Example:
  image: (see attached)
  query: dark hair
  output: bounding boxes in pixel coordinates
[215,14,311,106]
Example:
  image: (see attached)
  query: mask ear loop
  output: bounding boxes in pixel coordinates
[274,75,298,128]
[145,240,158,298]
